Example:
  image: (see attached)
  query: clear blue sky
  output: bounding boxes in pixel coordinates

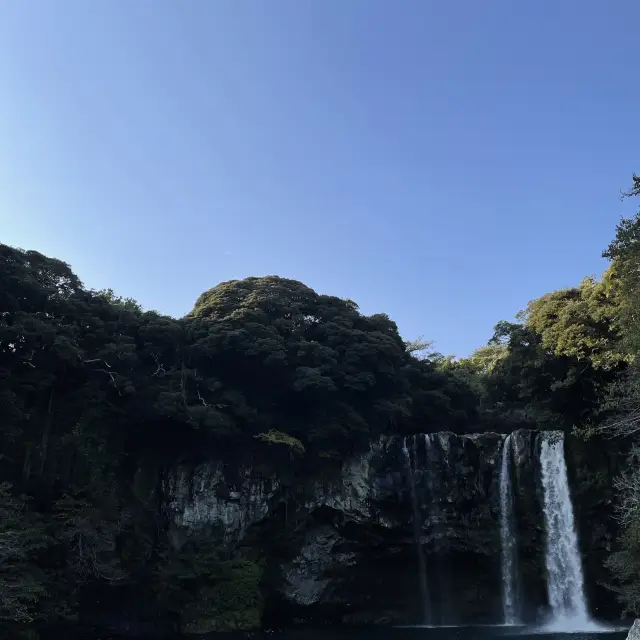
[1,1,638,357]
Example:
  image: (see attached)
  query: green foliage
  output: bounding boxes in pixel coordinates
[603,524,640,617]
[471,286,627,433]
[457,344,509,376]
[404,336,436,360]
[592,177,640,613]
[187,276,479,445]
[52,492,127,585]
[603,175,640,356]
[0,484,48,624]
[524,273,625,370]
[2,173,638,626]
[154,537,263,632]
[255,429,306,456]
[601,444,640,614]
[0,243,482,631]
[189,276,412,448]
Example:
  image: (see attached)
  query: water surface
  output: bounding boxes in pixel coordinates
[277,626,628,640]
[41,623,630,640]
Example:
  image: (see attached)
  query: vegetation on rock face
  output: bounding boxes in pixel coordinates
[458,173,640,616]
[154,536,263,633]
[0,246,481,631]
[593,175,640,615]
[2,173,640,628]
[0,484,48,624]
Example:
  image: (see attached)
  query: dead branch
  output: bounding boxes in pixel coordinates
[197,387,208,407]
[95,369,123,396]
[151,353,165,376]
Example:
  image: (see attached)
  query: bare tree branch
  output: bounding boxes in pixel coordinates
[151,353,166,376]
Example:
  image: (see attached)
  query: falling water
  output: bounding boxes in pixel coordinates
[539,431,593,630]
[424,433,454,626]
[401,437,431,625]
[499,433,520,625]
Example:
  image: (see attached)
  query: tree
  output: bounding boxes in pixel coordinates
[16,228,640,628]
[0,484,47,624]
[597,176,640,613]
[52,492,127,585]
[475,270,628,434]
[154,537,263,633]
[524,272,625,370]
[187,276,414,450]
[457,344,509,376]
[603,174,640,356]
[404,336,435,361]
[1,245,482,631]
[603,444,640,615]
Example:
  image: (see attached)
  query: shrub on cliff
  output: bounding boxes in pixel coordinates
[0,484,48,624]
[154,537,263,633]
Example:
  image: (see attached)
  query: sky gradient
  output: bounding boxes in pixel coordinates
[1,1,638,356]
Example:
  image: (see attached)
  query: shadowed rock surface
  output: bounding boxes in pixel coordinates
[165,429,620,626]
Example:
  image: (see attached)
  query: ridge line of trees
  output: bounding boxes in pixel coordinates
[2,173,640,630]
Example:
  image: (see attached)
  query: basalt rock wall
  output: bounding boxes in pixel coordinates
[165,430,619,626]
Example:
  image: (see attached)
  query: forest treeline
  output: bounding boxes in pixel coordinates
[0,245,485,633]
[1,174,640,632]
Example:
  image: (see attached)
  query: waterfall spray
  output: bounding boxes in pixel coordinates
[402,437,431,625]
[499,433,520,625]
[539,431,598,631]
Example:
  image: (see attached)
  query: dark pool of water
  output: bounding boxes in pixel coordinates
[277,627,628,640]
[39,624,631,640]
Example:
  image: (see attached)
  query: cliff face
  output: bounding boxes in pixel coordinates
[165,430,618,627]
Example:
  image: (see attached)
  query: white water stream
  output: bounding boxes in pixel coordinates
[402,437,431,625]
[499,433,520,625]
[539,431,603,632]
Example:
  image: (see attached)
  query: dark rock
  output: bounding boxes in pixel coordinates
[165,429,620,626]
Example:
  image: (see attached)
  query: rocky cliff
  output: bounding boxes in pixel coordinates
[164,429,619,627]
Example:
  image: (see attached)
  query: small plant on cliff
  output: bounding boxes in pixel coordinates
[255,429,306,457]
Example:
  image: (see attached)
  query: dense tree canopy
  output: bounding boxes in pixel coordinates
[1,173,639,630]
[455,174,640,614]
[477,277,627,432]
[188,276,414,449]
[0,246,480,632]
[595,175,640,613]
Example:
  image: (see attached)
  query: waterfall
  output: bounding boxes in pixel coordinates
[424,433,454,626]
[539,431,593,629]
[499,433,520,625]
[402,437,431,625]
